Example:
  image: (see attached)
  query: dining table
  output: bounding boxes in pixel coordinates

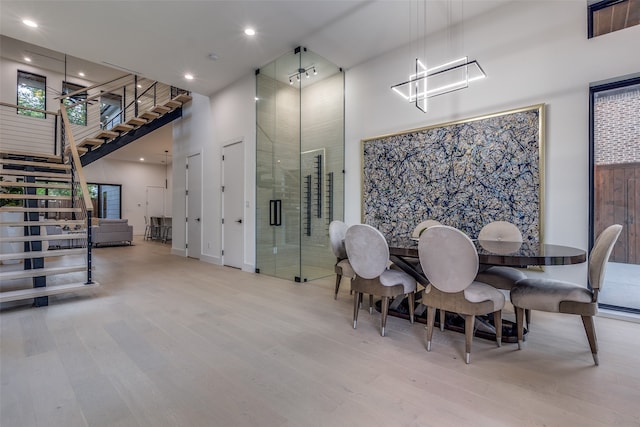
[384,235,588,342]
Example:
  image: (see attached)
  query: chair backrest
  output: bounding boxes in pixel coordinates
[411,219,441,238]
[478,221,523,242]
[589,224,623,290]
[419,225,478,293]
[344,224,389,279]
[329,220,349,259]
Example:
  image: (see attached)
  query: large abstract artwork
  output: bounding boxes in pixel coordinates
[361,104,545,242]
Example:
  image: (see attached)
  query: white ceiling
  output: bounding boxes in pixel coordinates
[0,0,511,163]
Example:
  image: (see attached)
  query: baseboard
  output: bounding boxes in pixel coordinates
[200,254,221,265]
[171,248,186,257]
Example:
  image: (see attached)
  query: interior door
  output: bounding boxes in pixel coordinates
[223,141,244,268]
[186,153,202,259]
[146,186,164,218]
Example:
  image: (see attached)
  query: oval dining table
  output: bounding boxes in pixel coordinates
[385,235,587,342]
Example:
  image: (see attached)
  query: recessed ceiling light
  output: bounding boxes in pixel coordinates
[208,53,219,61]
[22,19,38,28]
[244,28,256,36]
[78,72,85,77]
[184,74,194,80]
[140,158,145,162]
[24,57,31,62]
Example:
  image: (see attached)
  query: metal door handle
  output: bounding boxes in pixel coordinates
[196,218,201,222]
[235,219,243,224]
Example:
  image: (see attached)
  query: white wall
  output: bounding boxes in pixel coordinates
[84,158,167,235]
[344,1,640,282]
[172,93,214,258]
[210,74,256,271]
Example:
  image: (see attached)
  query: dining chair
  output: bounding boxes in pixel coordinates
[143,216,151,240]
[161,216,172,243]
[510,224,622,365]
[475,220,530,325]
[419,225,505,363]
[345,224,416,337]
[329,220,355,300]
[411,219,441,238]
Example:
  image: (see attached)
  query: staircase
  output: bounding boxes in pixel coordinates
[0,75,191,308]
[0,151,98,306]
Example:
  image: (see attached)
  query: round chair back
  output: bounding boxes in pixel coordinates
[411,219,442,238]
[329,220,349,260]
[589,224,623,290]
[478,221,522,242]
[345,224,389,280]
[419,225,478,293]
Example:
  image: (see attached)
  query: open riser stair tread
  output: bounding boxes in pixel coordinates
[0,265,90,281]
[0,233,88,243]
[0,194,73,202]
[0,282,99,303]
[0,207,82,213]
[78,138,104,148]
[1,169,72,180]
[94,130,119,140]
[1,150,62,163]
[0,182,72,190]
[0,219,84,227]
[0,248,86,261]
[0,158,70,170]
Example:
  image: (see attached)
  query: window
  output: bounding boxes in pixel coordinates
[590,74,640,314]
[100,92,122,129]
[17,70,46,118]
[63,81,87,126]
[88,183,122,219]
[589,0,640,38]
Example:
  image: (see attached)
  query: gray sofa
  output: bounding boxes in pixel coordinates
[92,218,133,247]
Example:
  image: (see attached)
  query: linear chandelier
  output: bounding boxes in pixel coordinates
[391,0,486,113]
[391,56,486,113]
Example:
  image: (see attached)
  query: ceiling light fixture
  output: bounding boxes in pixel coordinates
[140,157,145,162]
[391,0,486,113]
[244,28,256,36]
[78,72,85,77]
[22,19,38,28]
[184,73,194,80]
[24,57,31,62]
[288,66,318,86]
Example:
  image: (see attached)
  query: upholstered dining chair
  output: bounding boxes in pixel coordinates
[411,219,442,238]
[510,224,622,365]
[419,225,505,363]
[475,221,529,324]
[329,220,355,300]
[345,224,416,337]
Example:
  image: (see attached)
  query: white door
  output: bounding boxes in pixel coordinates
[223,141,244,268]
[186,153,202,259]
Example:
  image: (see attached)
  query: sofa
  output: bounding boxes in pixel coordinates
[91,218,133,247]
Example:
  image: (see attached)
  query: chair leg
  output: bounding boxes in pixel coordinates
[525,309,531,331]
[439,309,446,332]
[426,306,436,351]
[464,315,475,364]
[515,306,525,350]
[334,274,342,300]
[493,311,502,347]
[581,315,599,365]
[407,292,415,324]
[353,292,361,329]
[380,296,390,337]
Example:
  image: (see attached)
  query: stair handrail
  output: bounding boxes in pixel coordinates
[59,107,93,212]
[104,79,160,130]
[0,101,59,116]
[55,73,133,101]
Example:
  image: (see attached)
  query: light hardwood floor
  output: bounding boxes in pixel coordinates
[2,237,639,427]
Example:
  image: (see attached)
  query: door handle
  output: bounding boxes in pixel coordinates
[269,199,282,226]
[236,219,243,224]
[196,218,201,222]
